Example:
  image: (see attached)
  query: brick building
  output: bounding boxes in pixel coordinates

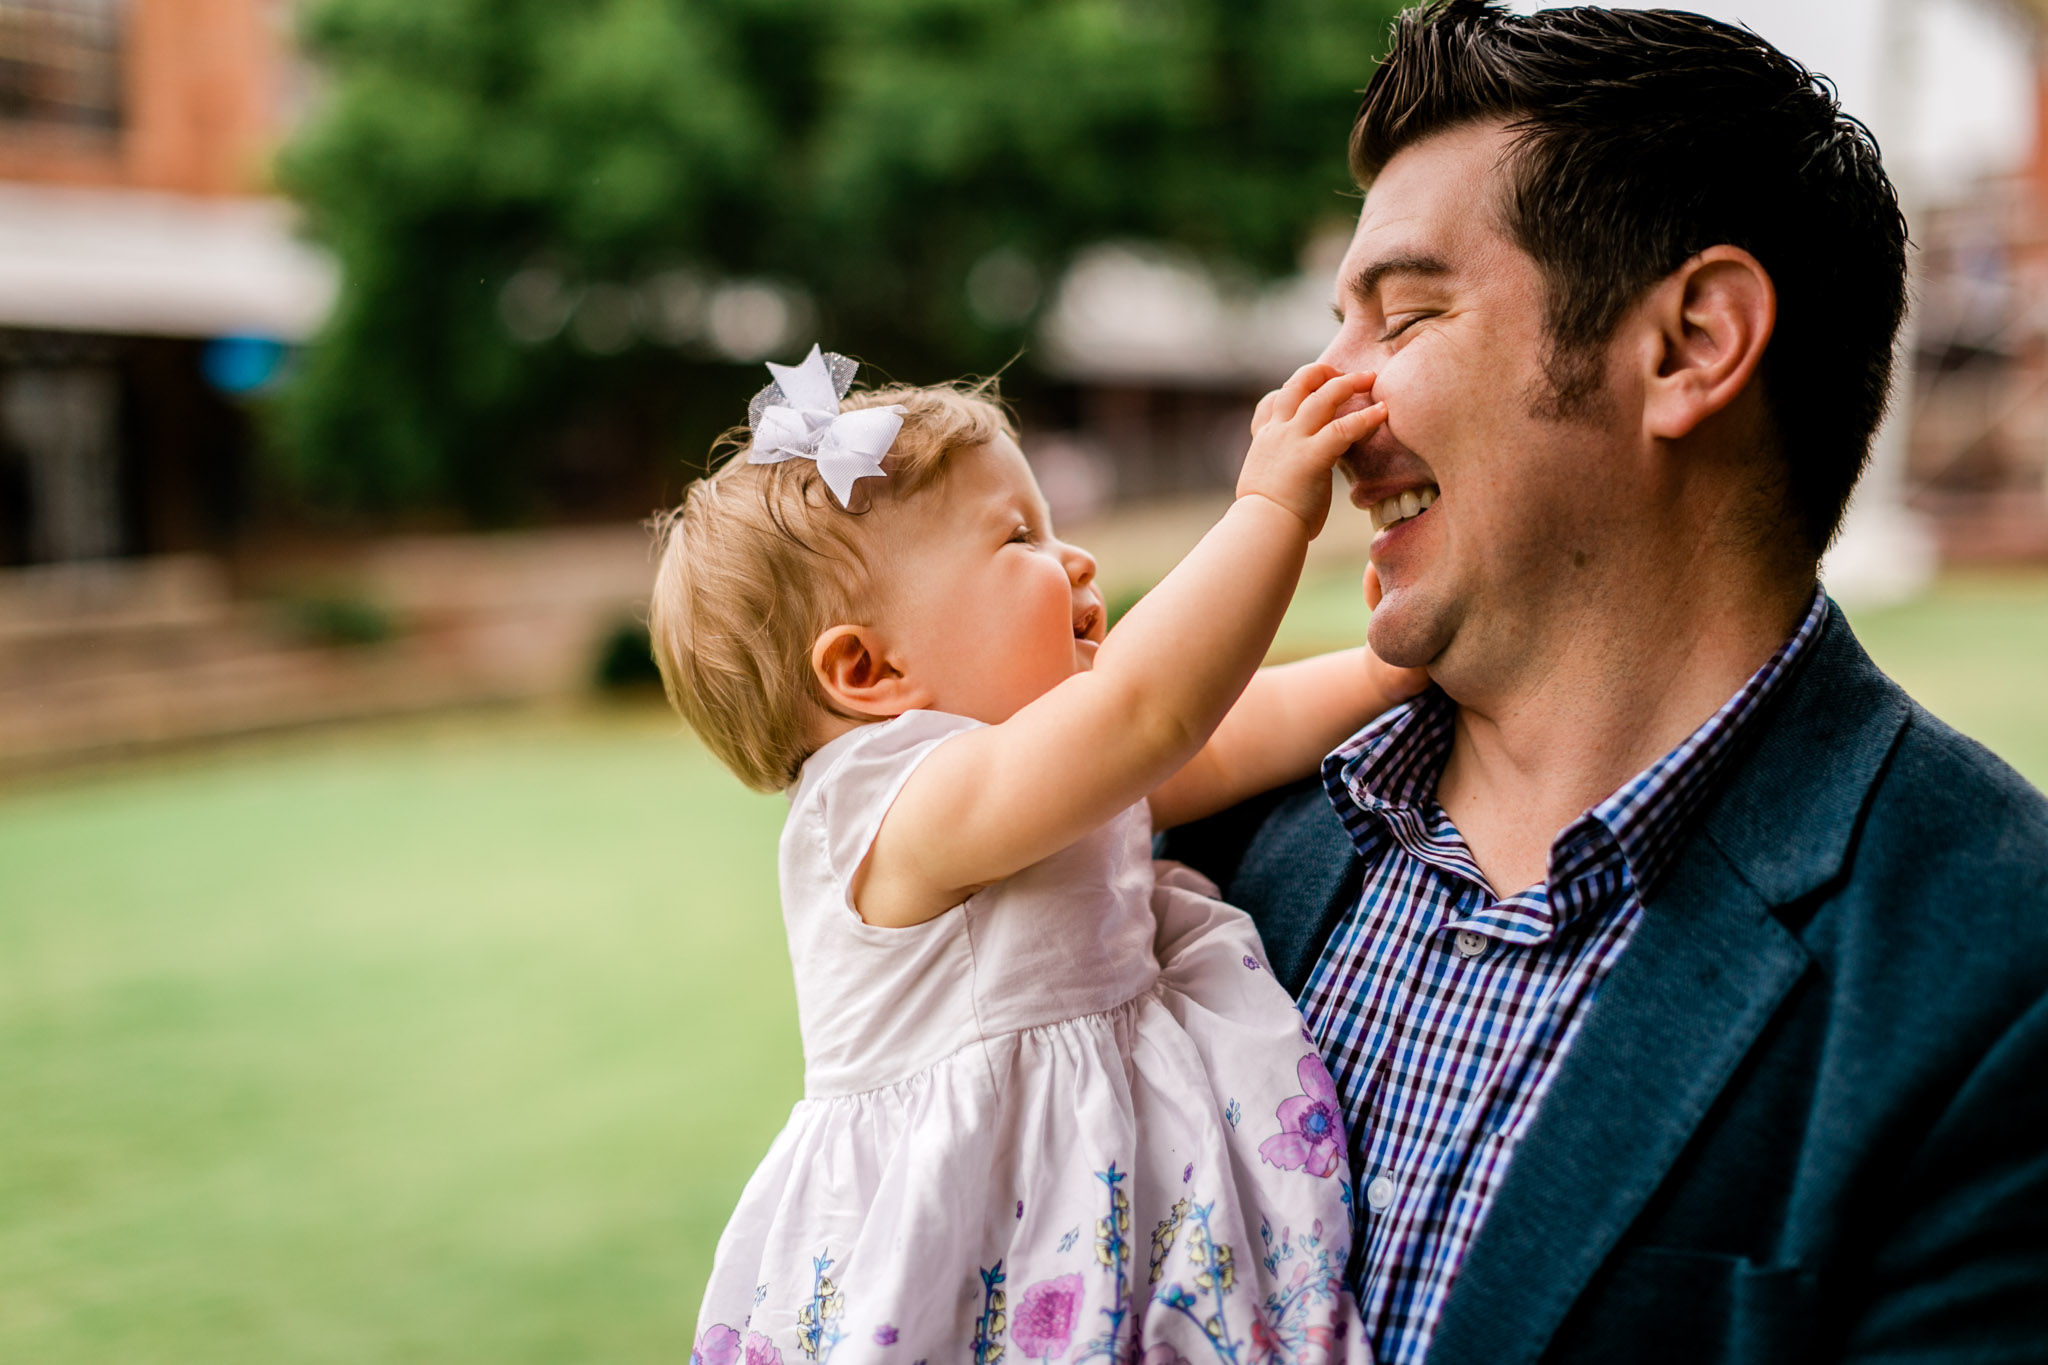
[0,0,330,566]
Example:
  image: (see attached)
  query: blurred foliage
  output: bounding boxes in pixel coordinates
[592,618,663,692]
[1105,583,1147,630]
[274,591,397,647]
[275,0,1402,515]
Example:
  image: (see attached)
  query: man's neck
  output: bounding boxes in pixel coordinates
[1433,573,1816,897]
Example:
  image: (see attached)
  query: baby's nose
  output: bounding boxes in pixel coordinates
[1063,544,1097,588]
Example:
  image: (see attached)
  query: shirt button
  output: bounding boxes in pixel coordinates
[1454,929,1487,958]
[1366,1175,1396,1212]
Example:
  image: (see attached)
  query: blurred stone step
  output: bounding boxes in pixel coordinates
[0,526,660,772]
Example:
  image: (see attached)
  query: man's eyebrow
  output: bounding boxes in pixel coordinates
[1346,253,1454,304]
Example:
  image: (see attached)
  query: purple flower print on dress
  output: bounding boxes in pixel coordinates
[1243,954,1262,972]
[1012,1272,1085,1361]
[745,1333,785,1365]
[1259,1054,1345,1178]
[694,1325,741,1365]
[873,1326,898,1346]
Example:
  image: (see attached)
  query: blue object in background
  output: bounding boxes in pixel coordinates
[202,336,290,394]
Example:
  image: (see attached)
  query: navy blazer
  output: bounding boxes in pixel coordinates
[1158,607,2048,1364]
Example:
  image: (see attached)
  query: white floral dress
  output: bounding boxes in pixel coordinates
[693,710,1370,1365]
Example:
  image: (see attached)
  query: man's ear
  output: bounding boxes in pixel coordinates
[1641,245,1776,443]
[812,624,927,718]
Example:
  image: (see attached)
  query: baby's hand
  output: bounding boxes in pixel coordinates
[1238,365,1386,536]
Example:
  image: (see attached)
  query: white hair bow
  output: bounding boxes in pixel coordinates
[745,345,905,508]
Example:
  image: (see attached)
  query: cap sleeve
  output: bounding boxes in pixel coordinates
[807,709,985,906]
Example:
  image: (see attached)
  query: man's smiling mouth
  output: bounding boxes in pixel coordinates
[1368,484,1439,532]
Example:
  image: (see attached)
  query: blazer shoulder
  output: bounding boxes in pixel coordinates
[1706,609,2042,916]
[1872,701,2048,892]
[1811,699,2048,1055]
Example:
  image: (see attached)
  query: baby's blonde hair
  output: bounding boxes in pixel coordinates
[649,381,1014,791]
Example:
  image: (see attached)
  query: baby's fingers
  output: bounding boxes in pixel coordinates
[1264,362,1344,426]
[1310,398,1389,456]
[1250,389,1279,435]
[1292,370,1377,432]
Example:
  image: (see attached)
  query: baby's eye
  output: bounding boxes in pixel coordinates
[1008,525,1033,545]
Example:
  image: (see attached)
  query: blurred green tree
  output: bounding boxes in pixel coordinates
[276,0,1401,515]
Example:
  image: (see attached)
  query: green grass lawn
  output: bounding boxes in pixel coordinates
[1,572,2043,1362]
[0,710,797,1363]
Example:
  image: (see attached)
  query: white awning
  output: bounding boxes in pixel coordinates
[1038,242,1341,389]
[0,183,337,341]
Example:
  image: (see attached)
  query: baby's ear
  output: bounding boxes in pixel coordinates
[812,624,922,717]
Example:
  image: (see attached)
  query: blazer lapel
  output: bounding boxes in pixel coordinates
[1424,837,1807,1365]
[1426,609,1914,1365]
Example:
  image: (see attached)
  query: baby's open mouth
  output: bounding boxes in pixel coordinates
[1369,484,1438,532]
[1073,604,1102,640]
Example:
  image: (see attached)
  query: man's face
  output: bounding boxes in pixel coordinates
[1321,121,1645,691]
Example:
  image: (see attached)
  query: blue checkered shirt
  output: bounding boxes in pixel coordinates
[1301,587,1829,1365]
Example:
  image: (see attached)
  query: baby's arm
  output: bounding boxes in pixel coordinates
[1147,569,1428,830]
[1147,650,1405,831]
[857,365,1385,928]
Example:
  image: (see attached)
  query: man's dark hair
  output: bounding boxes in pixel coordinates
[1353,1,1909,553]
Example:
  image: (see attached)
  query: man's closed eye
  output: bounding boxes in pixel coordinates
[1381,314,1434,343]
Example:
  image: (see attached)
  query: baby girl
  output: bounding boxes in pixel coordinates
[654,346,1418,1363]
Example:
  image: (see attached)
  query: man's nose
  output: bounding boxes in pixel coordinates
[1318,323,1372,376]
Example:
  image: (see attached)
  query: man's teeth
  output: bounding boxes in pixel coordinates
[1371,485,1438,531]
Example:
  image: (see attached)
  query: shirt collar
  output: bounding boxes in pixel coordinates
[1323,585,1831,896]
[1320,684,1458,819]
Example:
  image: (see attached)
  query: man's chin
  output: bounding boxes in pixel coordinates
[1365,590,1448,673]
